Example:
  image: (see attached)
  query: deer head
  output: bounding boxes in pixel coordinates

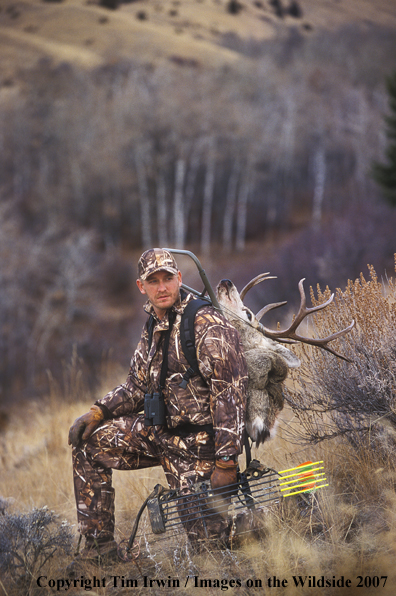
[216,274,354,363]
[216,276,301,368]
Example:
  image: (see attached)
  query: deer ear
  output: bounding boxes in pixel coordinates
[273,344,301,368]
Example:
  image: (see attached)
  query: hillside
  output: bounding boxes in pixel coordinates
[1,0,396,79]
[0,0,396,406]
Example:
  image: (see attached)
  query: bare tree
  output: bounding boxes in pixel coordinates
[201,136,216,255]
[184,138,205,227]
[236,162,252,252]
[173,158,186,248]
[312,145,326,230]
[156,170,168,247]
[222,160,240,252]
[134,147,152,248]
[70,157,85,221]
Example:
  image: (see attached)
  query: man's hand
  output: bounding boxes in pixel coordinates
[68,405,104,448]
[210,458,238,500]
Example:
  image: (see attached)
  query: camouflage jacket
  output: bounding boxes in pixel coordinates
[96,292,248,458]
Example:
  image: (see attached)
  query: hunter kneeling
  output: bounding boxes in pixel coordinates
[68,248,248,563]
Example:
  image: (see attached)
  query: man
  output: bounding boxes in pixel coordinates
[68,248,248,562]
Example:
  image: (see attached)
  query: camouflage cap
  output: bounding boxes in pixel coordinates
[138,248,179,281]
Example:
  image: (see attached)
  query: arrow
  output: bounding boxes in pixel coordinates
[278,461,327,497]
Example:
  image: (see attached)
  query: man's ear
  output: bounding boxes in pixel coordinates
[177,270,182,287]
[136,279,146,295]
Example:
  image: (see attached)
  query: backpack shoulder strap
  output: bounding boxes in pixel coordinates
[147,314,156,354]
[179,297,211,389]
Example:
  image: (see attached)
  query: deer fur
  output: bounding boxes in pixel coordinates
[216,278,300,446]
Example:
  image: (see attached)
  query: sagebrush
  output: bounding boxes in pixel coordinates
[285,258,396,457]
[0,505,74,595]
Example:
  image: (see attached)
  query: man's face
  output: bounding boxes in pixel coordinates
[137,269,182,319]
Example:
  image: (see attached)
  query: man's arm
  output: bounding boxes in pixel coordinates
[69,328,149,447]
[195,309,248,460]
[94,334,149,418]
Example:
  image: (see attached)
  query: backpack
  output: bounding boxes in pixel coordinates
[147,295,211,389]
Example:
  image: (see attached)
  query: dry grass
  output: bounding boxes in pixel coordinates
[2,388,396,595]
[2,0,396,75]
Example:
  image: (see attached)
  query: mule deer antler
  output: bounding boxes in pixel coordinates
[216,273,354,446]
[254,278,355,362]
[240,273,277,301]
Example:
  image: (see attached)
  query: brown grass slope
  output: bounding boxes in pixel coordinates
[1,0,396,80]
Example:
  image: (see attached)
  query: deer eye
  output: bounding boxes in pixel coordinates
[244,309,253,322]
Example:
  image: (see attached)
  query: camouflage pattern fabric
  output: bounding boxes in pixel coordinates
[96,292,248,459]
[73,292,247,543]
[137,248,179,281]
[73,414,230,542]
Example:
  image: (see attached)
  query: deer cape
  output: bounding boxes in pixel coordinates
[171,291,291,447]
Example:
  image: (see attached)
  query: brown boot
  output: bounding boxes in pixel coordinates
[66,537,119,575]
[81,538,119,563]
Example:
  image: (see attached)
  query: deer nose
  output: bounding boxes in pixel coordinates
[219,279,233,288]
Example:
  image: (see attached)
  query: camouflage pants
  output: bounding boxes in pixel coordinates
[72,414,231,544]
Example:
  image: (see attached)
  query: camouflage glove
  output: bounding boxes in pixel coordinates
[210,458,238,500]
[68,405,104,448]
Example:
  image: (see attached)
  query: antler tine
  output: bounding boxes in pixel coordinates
[256,301,288,322]
[259,278,355,361]
[240,273,277,301]
[290,321,355,362]
[294,277,335,328]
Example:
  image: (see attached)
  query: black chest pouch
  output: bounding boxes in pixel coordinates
[144,311,176,427]
[144,391,166,426]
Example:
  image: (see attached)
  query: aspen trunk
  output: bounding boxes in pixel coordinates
[236,166,252,252]
[201,137,216,256]
[156,170,168,247]
[173,158,186,248]
[70,158,85,220]
[222,160,240,252]
[184,140,204,229]
[135,148,152,248]
[312,146,326,230]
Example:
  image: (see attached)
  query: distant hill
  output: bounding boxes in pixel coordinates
[1,0,396,79]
